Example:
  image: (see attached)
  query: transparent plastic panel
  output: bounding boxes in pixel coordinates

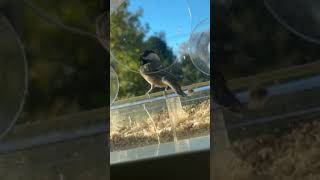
[211,1,320,178]
[110,0,210,165]
[110,83,209,164]
[212,74,320,179]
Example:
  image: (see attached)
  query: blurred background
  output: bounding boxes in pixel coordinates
[212,0,320,179]
[0,1,108,179]
[214,0,320,79]
[110,0,210,99]
[0,1,107,124]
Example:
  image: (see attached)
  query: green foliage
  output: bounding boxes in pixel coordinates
[110,1,147,98]
[8,1,107,123]
[110,0,209,99]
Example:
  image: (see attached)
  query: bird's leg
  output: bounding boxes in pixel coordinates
[146,85,155,98]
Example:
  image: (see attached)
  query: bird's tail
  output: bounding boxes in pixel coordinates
[177,88,187,97]
[162,77,188,97]
[166,82,187,97]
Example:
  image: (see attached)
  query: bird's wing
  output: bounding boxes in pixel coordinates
[140,63,180,83]
[160,71,179,81]
[161,75,187,97]
[141,63,169,75]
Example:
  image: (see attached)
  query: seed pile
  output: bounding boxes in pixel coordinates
[110,100,210,151]
[227,120,320,180]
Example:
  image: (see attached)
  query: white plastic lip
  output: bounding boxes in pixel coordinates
[110,85,210,110]
[110,135,209,165]
[112,73,320,111]
[236,74,320,103]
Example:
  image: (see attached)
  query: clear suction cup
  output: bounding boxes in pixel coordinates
[189,18,210,76]
[264,0,320,44]
[0,16,28,139]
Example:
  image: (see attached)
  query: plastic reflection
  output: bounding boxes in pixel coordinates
[264,0,320,44]
[0,16,28,139]
[22,0,98,37]
[111,0,126,14]
[189,18,210,76]
[110,66,119,105]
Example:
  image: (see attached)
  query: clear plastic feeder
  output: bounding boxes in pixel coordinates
[212,73,320,179]
[110,82,210,164]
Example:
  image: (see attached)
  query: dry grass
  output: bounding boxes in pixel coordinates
[110,100,210,151]
[228,120,320,180]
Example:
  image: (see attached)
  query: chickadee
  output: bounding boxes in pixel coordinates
[139,50,187,97]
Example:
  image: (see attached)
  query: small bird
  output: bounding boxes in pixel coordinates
[139,50,187,97]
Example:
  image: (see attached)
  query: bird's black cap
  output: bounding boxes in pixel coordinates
[140,50,156,65]
[141,50,156,58]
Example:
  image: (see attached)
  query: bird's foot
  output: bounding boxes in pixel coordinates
[145,93,151,99]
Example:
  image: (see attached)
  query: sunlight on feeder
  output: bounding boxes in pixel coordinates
[143,104,160,144]
[166,96,188,143]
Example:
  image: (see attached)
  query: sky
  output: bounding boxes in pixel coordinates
[127,0,210,54]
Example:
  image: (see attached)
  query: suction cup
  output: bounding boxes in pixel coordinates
[0,15,28,140]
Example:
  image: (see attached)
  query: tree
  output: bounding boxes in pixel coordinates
[110,0,148,98]
[110,0,210,99]
[14,0,106,122]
